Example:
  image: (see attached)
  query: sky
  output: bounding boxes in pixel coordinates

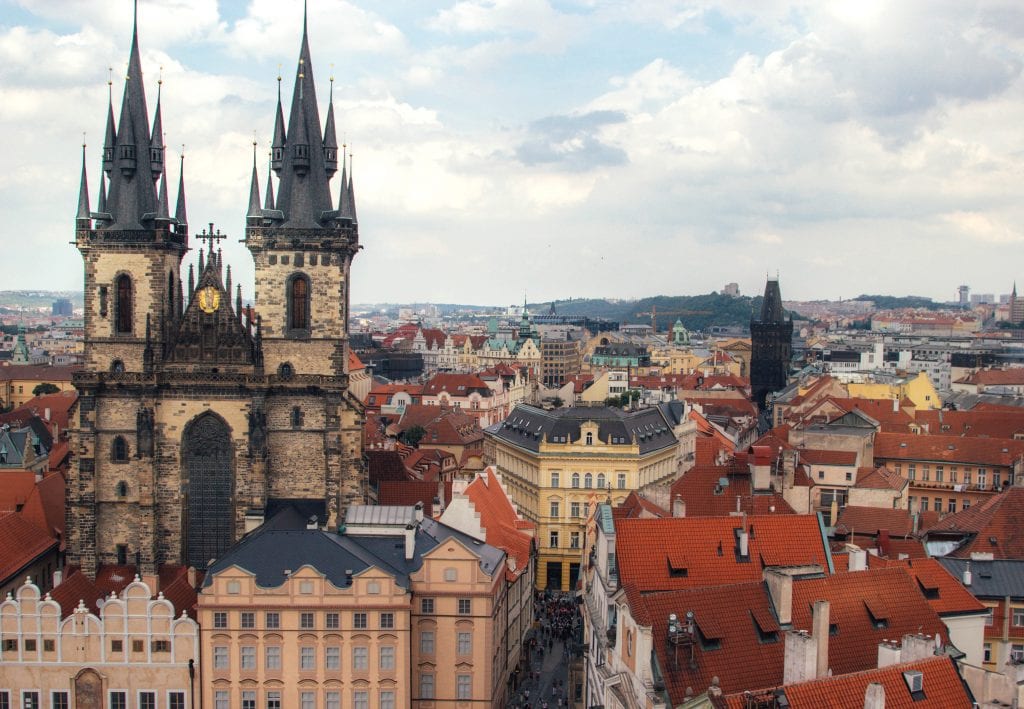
[2,0,1024,306]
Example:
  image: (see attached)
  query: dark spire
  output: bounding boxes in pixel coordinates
[347,153,357,224]
[188,263,195,296]
[758,277,786,324]
[156,170,170,221]
[174,153,187,226]
[198,248,204,275]
[236,283,243,321]
[103,1,158,229]
[271,74,285,173]
[76,143,91,222]
[264,152,276,210]
[102,74,116,175]
[323,73,338,177]
[337,146,350,219]
[150,74,164,181]
[272,8,333,227]
[225,264,232,295]
[247,142,262,219]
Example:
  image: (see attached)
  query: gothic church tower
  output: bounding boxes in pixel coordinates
[69,6,365,577]
[750,277,793,411]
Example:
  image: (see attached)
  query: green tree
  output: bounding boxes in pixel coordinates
[399,425,427,447]
[32,382,61,397]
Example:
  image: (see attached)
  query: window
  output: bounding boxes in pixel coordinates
[301,693,315,709]
[21,693,39,709]
[922,465,930,482]
[241,611,255,628]
[1012,644,1024,662]
[550,500,560,518]
[288,274,310,331]
[570,501,581,518]
[380,612,395,629]
[300,646,315,670]
[265,611,280,629]
[978,470,988,490]
[326,692,341,709]
[132,639,144,653]
[117,544,129,565]
[115,274,132,334]
[326,646,341,669]
[570,531,581,549]
[0,692,7,709]
[949,466,958,483]
[458,598,472,615]
[964,468,972,485]
[936,466,944,483]
[817,470,824,480]
[920,498,929,512]
[213,611,227,629]
[291,406,304,429]
[380,691,395,709]
[242,691,256,709]
[112,436,129,462]
[214,692,229,709]
[444,567,458,582]
[325,611,339,629]
[23,639,36,652]
[420,630,435,654]
[380,645,395,669]
[43,639,54,652]
[152,639,170,653]
[550,530,560,548]
[110,639,123,653]
[948,498,956,513]
[551,472,560,487]
[139,692,156,709]
[994,472,1003,489]
[618,473,627,489]
[265,646,281,670]
[266,691,281,709]
[1013,609,1024,627]
[421,597,434,614]
[116,480,128,497]
[597,473,606,489]
[353,646,368,670]
[458,631,472,655]
[571,473,580,488]
[584,473,593,488]
[51,693,69,709]
[353,612,367,629]
[109,692,127,709]
[985,607,995,626]
[300,612,314,629]
[845,471,852,481]
[586,431,593,445]
[241,645,256,670]
[420,673,436,699]
[984,643,992,663]
[457,674,472,700]
[908,464,916,480]
[353,691,369,709]
[963,499,971,510]
[214,646,228,669]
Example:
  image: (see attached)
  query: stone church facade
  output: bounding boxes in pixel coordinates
[68,8,365,576]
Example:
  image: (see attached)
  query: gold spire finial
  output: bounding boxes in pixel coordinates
[330,63,335,83]
[180,143,186,159]
[277,64,282,83]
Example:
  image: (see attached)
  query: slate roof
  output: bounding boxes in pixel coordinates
[926,486,1024,559]
[936,558,1024,600]
[721,655,972,709]
[489,403,683,455]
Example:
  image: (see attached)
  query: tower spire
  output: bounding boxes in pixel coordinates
[156,168,170,221]
[323,69,338,177]
[337,144,350,219]
[247,140,262,219]
[264,150,276,210]
[174,151,188,226]
[150,71,165,181]
[102,70,116,175]
[77,142,91,222]
[346,152,357,224]
[271,70,285,173]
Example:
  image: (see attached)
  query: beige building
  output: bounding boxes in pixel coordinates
[0,575,198,707]
[485,403,691,590]
[199,505,517,707]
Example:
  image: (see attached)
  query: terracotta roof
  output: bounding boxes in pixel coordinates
[348,351,364,371]
[459,468,534,580]
[378,480,451,517]
[861,557,984,617]
[421,373,492,397]
[48,567,103,617]
[961,367,1024,386]
[926,486,1024,559]
[834,506,919,538]
[615,515,830,609]
[366,450,412,486]
[874,432,1024,467]
[0,471,41,513]
[913,408,1024,439]
[0,390,78,434]
[0,511,57,583]
[722,656,971,709]
[394,405,484,447]
[669,461,795,517]
[94,565,139,597]
[800,448,858,466]
[0,364,81,382]
[19,471,65,547]
[614,490,668,519]
[854,465,907,491]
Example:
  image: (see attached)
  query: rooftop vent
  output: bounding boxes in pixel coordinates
[902,670,923,694]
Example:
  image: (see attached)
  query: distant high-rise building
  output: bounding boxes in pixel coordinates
[51,298,73,316]
[750,277,793,411]
[957,285,970,306]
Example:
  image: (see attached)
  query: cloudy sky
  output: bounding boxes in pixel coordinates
[2,0,1024,306]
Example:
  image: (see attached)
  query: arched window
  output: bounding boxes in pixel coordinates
[597,473,606,489]
[278,362,294,379]
[291,407,304,429]
[584,473,593,488]
[585,431,593,445]
[116,481,128,497]
[571,473,580,488]
[115,274,133,334]
[287,274,310,331]
[110,359,125,374]
[112,436,129,462]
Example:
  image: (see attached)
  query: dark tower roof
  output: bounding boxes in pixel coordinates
[103,4,159,229]
[757,277,786,324]
[174,154,188,226]
[247,144,262,219]
[272,9,335,228]
[76,144,91,222]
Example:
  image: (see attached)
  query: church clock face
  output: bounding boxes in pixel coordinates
[198,286,220,314]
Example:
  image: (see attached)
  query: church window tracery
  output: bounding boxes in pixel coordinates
[112,436,129,462]
[287,274,311,332]
[115,274,133,334]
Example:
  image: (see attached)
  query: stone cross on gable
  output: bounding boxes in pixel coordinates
[197,223,227,252]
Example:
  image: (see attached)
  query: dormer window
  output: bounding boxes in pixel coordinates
[586,432,593,445]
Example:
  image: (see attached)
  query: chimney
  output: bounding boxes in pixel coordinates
[812,600,830,678]
[962,561,972,587]
[900,633,934,663]
[751,459,771,492]
[764,568,793,626]
[877,639,901,668]
[414,501,424,522]
[893,397,899,413]
[847,547,867,572]
[911,512,919,535]
[863,683,885,709]
[52,569,62,588]
[404,523,416,561]
[437,478,446,515]
[44,407,51,421]
[673,495,686,518]
[783,630,817,684]
[878,530,890,557]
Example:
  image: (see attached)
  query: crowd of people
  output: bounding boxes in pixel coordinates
[508,591,581,708]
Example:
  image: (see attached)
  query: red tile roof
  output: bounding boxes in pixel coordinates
[0,511,57,584]
[19,471,65,548]
[0,390,78,435]
[394,405,484,447]
[0,471,41,513]
[348,351,364,371]
[926,486,1024,559]
[800,448,858,466]
[669,461,795,517]
[421,373,492,397]
[613,490,668,519]
[874,432,1024,467]
[723,655,971,709]
[378,480,451,517]
[48,567,103,617]
[834,506,919,538]
[94,565,139,597]
[459,468,535,580]
[861,557,984,617]
[0,364,81,382]
[854,465,907,491]
[615,515,830,610]
[913,408,1024,439]
[960,367,1024,386]
[366,450,413,486]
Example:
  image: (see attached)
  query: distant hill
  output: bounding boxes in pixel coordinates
[851,294,946,310]
[0,290,83,310]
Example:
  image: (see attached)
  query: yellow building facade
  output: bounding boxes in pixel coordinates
[486,404,685,591]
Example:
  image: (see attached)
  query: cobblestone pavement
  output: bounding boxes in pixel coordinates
[507,633,574,708]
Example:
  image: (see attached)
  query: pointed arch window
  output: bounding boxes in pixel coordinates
[115,274,133,334]
[287,273,311,334]
[168,271,176,314]
[112,436,129,463]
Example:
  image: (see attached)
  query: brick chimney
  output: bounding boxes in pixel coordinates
[900,633,934,662]
[673,495,686,518]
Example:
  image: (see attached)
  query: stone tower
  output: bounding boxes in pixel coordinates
[750,277,793,411]
[68,6,365,577]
